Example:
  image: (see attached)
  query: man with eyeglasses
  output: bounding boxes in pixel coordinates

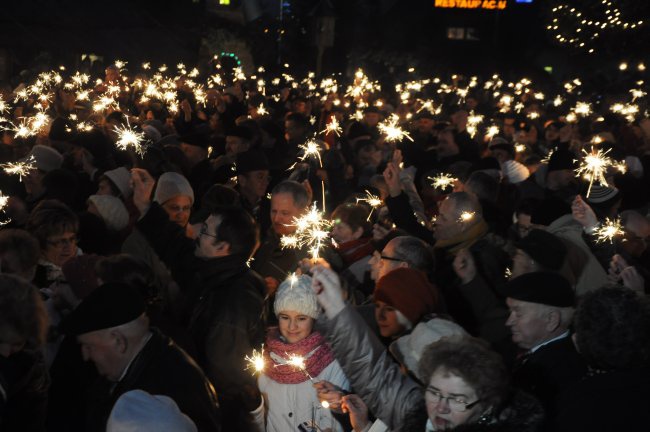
[131,168,267,432]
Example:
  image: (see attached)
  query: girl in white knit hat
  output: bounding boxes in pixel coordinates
[252,274,350,432]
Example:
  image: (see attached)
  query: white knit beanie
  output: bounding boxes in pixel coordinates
[154,172,194,205]
[23,144,63,172]
[502,159,530,184]
[88,195,129,231]
[274,274,319,319]
[107,390,197,432]
[104,167,133,198]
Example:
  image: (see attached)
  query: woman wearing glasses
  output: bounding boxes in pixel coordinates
[310,265,543,432]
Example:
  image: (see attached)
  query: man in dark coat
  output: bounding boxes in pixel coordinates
[504,272,588,425]
[131,168,267,432]
[61,282,221,431]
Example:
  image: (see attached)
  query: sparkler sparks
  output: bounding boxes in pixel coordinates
[0,192,10,225]
[575,147,613,197]
[1,156,36,181]
[280,204,332,260]
[458,211,476,223]
[114,120,148,156]
[294,139,324,168]
[593,218,625,244]
[428,173,458,191]
[356,190,383,220]
[322,117,342,136]
[244,348,266,374]
[378,114,413,143]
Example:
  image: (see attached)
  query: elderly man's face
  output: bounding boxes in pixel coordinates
[78,330,127,382]
[434,199,463,241]
[270,192,303,236]
[505,298,552,350]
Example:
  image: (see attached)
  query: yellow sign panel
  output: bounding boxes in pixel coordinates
[435,0,507,10]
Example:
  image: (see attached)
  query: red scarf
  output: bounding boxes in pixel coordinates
[263,327,336,384]
[337,237,374,267]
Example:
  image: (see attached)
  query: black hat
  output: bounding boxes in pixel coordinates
[179,130,210,149]
[60,282,146,335]
[488,137,515,157]
[547,149,577,172]
[515,229,567,271]
[236,149,269,175]
[504,272,575,307]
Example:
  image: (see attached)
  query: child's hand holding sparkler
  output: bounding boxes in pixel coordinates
[341,394,370,432]
[314,380,345,411]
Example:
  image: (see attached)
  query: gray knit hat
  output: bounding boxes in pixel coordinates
[274,274,319,319]
[87,195,129,232]
[154,172,194,205]
[103,167,133,198]
[22,145,63,172]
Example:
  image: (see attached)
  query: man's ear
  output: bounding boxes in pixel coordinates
[545,309,561,333]
[215,241,231,255]
[352,227,364,240]
[111,330,128,354]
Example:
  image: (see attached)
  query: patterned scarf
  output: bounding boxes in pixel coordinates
[337,237,374,267]
[263,327,336,384]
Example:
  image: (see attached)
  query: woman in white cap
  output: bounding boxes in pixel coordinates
[253,274,349,432]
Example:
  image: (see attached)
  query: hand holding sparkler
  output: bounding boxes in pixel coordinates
[314,380,346,412]
[311,265,345,319]
[341,394,370,432]
[571,195,598,230]
[383,162,402,198]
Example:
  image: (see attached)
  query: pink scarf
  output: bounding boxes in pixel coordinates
[263,327,336,384]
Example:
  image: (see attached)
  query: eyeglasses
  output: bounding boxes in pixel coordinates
[199,224,218,240]
[425,387,481,413]
[47,235,78,248]
[380,255,406,263]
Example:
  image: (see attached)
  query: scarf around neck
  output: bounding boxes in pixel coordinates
[434,219,488,254]
[263,327,336,384]
[337,237,374,266]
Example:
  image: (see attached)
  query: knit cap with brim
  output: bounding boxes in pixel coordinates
[154,172,194,205]
[87,195,129,232]
[585,185,620,206]
[274,274,319,319]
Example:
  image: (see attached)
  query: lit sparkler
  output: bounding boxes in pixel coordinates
[0,192,10,225]
[1,156,36,181]
[322,117,342,137]
[428,173,458,191]
[378,114,413,143]
[575,147,613,197]
[114,119,148,156]
[356,190,383,220]
[458,211,476,223]
[244,348,266,375]
[594,218,625,244]
[280,204,332,260]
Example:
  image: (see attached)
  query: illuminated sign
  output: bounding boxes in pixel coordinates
[435,0,507,10]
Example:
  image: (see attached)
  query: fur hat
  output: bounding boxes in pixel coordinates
[103,167,133,198]
[274,274,319,319]
[374,268,440,325]
[87,195,129,232]
[107,390,197,432]
[154,172,194,205]
[391,318,468,381]
[502,160,530,184]
[22,145,63,172]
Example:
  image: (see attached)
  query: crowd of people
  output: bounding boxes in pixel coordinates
[0,58,649,432]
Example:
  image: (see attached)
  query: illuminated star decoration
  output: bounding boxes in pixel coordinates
[280,203,332,260]
[594,218,624,244]
[575,147,613,197]
[378,114,413,143]
[244,348,266,375]
[428,173,458,192]
[1,155,36,181]
[322,116,342,137]
[113,119,148,156]
[356,190,383,220]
